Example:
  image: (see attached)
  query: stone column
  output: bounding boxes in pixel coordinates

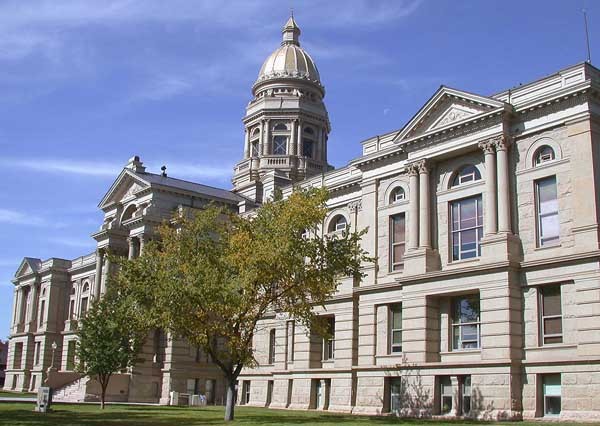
[94,249,104,300]
[127,237,136,260]
[323,131,328,164]
[317,126,323,161]
[264,119,271,155]
[243,128,250,159]
[258,120,265,156]
[101,255,110,296]
[479,139,498,235]
[297,119,303,156]
[418,160,431,248]
[290,120,297,156]
[139,235,146,256]
[495,136,512,233]
[13,287,23,326]
[408,164,420,250]
[27,283,38,325]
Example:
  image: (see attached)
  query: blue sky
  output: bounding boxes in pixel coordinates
[0,0,598,337]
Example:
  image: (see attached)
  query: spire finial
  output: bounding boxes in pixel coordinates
[282,14,300,46]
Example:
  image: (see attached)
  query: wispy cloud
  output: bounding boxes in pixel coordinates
[0,157,233,181]
[49,236,95,249]
[0,208,47,227]
[0,158,120,177]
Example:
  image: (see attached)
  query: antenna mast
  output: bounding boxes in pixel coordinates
[583,9,592,63]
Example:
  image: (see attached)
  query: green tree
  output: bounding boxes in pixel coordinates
[75,292,146,409]
[114,188,372,421]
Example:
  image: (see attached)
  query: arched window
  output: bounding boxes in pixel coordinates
[273,123,288,131]
[121,204,137,222]
[451,165,481,188]
[389,187,406,204]
[534,145,555,166]
[70,284,76,295]
[329,215,347,233]
[304,127,315,135]
[252,128,260,137]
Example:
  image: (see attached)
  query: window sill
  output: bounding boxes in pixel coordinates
[322,360,334,364]
[440,349,481,355]
[533,243,562,252]
[525,343,576,352]
[376,353,403,359]
[448,257,480,267]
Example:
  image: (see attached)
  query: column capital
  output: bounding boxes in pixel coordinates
[493,135,512,151]
[406,162,420,176]
[478,139,496,154]
[415,159,429,175]
[348,200,362,213]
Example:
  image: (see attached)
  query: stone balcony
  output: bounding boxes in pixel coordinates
[233,156,327,180]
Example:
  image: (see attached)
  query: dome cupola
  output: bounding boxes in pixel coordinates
[254,16,322,93]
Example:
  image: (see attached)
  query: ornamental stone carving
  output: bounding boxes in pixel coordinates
[348,200,362,213]
[478,139,496,154]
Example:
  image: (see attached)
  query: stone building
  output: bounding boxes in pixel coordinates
[4,16,600,420]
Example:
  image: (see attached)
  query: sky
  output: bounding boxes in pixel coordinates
[0,0,599,337]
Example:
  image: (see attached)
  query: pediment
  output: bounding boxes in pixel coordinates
[15,257,41,278]
[98,169,150,209]
[394,86,506,143]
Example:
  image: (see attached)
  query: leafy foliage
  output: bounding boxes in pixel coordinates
[75,292,146,408]
[113,187,372,420]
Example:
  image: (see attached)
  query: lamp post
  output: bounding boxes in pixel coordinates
[48,341,58,373]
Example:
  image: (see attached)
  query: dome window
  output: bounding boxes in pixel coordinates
[534,146,555,166]
[451,165,481,188]
[274,123,288,131]
[389,187,406,204]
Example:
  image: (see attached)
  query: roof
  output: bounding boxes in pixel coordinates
[133,171,244,204]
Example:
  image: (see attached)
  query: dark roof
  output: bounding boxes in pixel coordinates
[134,171,243,204]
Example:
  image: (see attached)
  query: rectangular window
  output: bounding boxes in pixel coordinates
[323,317,335,361]
[273,135,287,155]
[303,139,314,158]
[452,295,480,350]
[539,285,563,345]
[451,195,483,261]
[461,376,471,415]
[389,214,406,272]
[536,176,559,247]
[242,381,251,405]
[34,341,41,366]
[542,374,561,416]
[390,378,403,413]
[66,340,76,371]
[389,304,402,353]
[13,342,23,369]
[251,141,259,156]
[287,320,295,362]
[268,329,276,364]
[80,297,88,317]
[38,300,45,328]
[440,376,453,414]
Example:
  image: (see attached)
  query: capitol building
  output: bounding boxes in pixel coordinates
[5,16,600,420]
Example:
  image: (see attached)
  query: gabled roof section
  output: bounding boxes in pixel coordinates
[98,168,150,209]
[393,86,507,144]
[99,167,243,210]
[15,257,42,279]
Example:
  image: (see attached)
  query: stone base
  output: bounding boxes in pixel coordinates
[404,247,440,275]
[480,232,521,263]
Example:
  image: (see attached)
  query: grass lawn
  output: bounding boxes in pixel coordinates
[0,390,35,398]
[0,403,594,426]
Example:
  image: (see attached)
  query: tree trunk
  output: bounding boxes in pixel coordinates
[101,384,106,409]
[224,377,237,421]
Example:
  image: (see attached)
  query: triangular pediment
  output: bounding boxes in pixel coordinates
[15,257,41,278]
[98,169,151,209]
[394,86,506,143]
